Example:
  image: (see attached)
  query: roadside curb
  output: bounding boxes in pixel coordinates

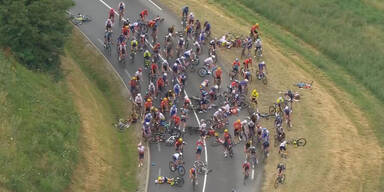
[72,24,150,192]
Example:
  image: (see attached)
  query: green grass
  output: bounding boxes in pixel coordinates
[211,0,384,189]
[0,52,80,191]
[65,29,138,191]
[222,0,384,101]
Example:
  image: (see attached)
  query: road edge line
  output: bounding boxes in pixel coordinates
[72,25,151,192]
[148,0,163,11]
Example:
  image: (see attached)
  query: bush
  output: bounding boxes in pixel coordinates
[0,0,73,71]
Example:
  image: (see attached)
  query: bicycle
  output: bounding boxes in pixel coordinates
[269,103,283,117]
[69,13,92,25]
[169,160,186,176]
[243,169,250,185]
[112,118,131,131]
[104,39,112,56]
[193,160,212,175]
[274,173,286,188]
[130,48,136,62]
[174,176,185,187]
[287,138,307,147]
[256,70,267,85]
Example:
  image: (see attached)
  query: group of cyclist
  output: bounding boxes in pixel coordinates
[105,4,291,187]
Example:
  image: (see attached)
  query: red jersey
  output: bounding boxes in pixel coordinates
[157,78,164,87]
[233,61,240,67]
[233,121,241,131]
[215,69,222,78]
[144,101,152,109]
[122,27,129,35]
[130,79,137,87]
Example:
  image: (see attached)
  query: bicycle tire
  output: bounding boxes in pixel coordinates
[174,177,184,187]
[198,67,208,77]
[169,161,176,172]
[296,138,307,146]
[178,165,186,176]
[274,177,279,189]
[262,76,268,85]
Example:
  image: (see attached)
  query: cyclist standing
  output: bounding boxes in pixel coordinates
[108,8,115,23]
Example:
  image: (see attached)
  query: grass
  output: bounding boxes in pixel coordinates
[155,0,383,191]
[212,0,384,146]
[0,51,80,191]
[220,0,384,102]
[63,29,139,192]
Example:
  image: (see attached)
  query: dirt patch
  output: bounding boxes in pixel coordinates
[156,0,383,191]
[62,56,110,192]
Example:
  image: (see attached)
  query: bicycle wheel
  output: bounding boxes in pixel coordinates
[177,165,186,176]
[169,161,176,172]
[274,177,279,188]
[262,76,268,85]
[174,176,184,187]
[198,67,208,77]
[296,138,307,146]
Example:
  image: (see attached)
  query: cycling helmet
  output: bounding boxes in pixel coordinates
[261,61,265,65]
[179,138,183,142]
[180,37,184,41]
[214,85,218,89]
[138,68,142,72]
[224,129,228,133]
[132,77,137,80]
[138,142,142,147]
[147,98,151,102]
[235,58,239,61]
[218,108,222,112]
[214,132,219,137]
[137,93,141,96]
[212,55,216,59]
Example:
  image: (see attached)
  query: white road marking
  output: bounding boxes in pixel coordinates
[158,168,161,176]
[157,142,161,152]
[148,0,162,10]
[94,1,206,191]
[252,168,255,180]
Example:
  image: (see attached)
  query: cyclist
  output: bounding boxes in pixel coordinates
[175,138,184,152]
[182,6,189,18]
[214,67,222,86]
[144,49,151,60]
[105,18,113,31]
[257,61,267,79]
[155,176,175,185]
[277,162,286,178]
[254,38,262,57]
[139,9,148,21]
[248,142,257,168]
[108,8,115,23]
[276,96,285,112]
[173,83,181,97]
[250,89,259,105]
[194,41,201,55]
[138,142,145,167]
[242,160,251,177]
[203,21,211,37]
[172,152,183,165]
[117,33,125,45]
[118,40,126,61]
[150,61,158,75]
[189,167,197,185]
[188,12,194,24]
[203,55,215,73]
[279,140,287,154]
[160,97,169,113]
[122,25,129,40]
[223,129,232,157]
[170,104,177,118]
[131,38,138,53]
[180,108,188,132]
[118,2,125,19]
[283,105,292,126]
[104,30,112,48]
[144,98,152,113]
[233,119,241,144]
[232,58,240,73]
[196,139,204,160]
[130,76,138,95]
[243,57,252,71]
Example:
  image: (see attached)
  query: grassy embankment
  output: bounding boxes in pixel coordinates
[157,0,383,191]
[0,50,80,191]
[0,28,141,192]
[64,29,141,192]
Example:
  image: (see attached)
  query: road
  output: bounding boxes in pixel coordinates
[70,0,265,191]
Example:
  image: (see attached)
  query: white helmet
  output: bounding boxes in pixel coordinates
[261,61,265,64]
[212,55,216,59]
[137,93,141,96]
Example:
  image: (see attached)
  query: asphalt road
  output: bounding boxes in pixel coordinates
[70,0,265,191]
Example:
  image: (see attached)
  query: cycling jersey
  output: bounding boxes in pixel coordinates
[119,2,125,10]
[131,40,138,47]
[144,51,151,58]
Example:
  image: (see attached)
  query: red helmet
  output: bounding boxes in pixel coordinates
[138,68,142,72]
[110,8,114,13]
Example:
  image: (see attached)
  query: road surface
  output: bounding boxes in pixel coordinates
[70,0,265,191]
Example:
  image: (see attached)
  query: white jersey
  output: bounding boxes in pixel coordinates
[135,71,142,79]
[119,2,125,10]
[105,19,112,26]
[224,104,230,113]
[280,140,287,148]
[135,95,143,104]
[204,57,214,65]
[173,153,181,160]
[255,39,262,48]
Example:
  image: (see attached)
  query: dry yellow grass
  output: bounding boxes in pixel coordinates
[158,0,383,191]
